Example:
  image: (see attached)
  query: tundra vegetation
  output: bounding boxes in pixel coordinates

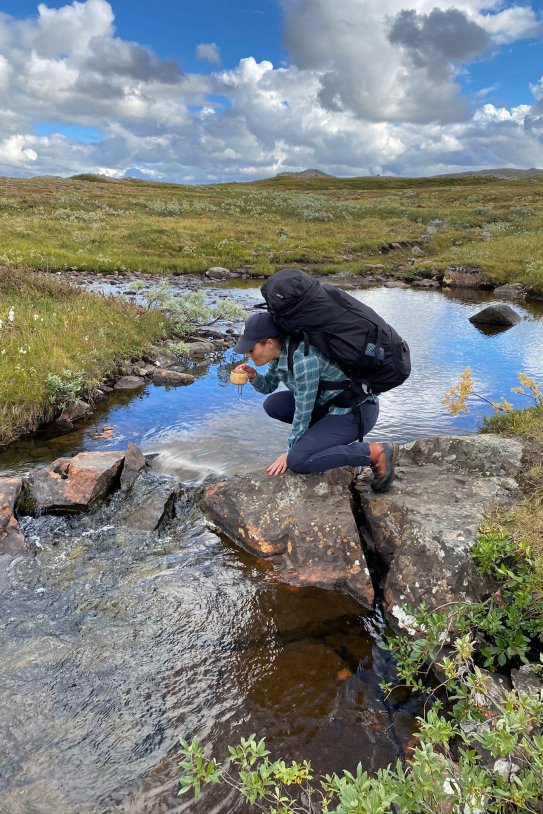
[0,266,168,446]
[0,173,542,293]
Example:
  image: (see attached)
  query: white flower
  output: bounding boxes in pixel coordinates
[0,320,3,330]
[19,347,27,354]
[8,307,14,323]
[1,349,5,355]
[33,313,39,321]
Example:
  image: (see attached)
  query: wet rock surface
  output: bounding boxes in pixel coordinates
[355,435,523,631]
[203,467,374,608]
[114,375,146,390]
[0,476,27,555]
[120,441,147,492]
[493,283,527,300]
[202,435,524,632]
[24,450,125,513]
[113,469,180,530]
[151,369,195,387]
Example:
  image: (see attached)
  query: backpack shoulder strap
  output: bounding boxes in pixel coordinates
[287,335,301,372]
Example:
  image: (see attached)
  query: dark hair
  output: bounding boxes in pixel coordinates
[255,333,285,347]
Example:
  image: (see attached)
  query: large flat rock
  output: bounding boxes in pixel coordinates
[355,435,523,632]
[203,468,374,608]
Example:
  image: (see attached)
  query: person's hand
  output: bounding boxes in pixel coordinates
[235,363,256,381]
[266,452,288,477]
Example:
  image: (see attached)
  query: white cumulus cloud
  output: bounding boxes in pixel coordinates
[0,0,541,181]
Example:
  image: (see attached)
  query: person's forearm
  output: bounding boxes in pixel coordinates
[252,371,279,394]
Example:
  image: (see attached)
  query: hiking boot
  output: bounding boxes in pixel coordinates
[368,442,398,493]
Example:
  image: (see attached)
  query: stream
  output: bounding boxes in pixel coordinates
[1,282,542,813]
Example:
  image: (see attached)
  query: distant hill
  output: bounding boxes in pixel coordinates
[269,166,543,183]
[432,167,543,180]
[274,168,335,179]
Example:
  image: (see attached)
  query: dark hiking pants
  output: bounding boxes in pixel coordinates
[263,391,379,475]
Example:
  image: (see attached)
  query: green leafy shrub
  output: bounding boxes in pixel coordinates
[44,369,86,410]
[127,281,246,337]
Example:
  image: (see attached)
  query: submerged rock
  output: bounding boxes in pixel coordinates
[202,468,374,609]
[113,469,180,530]
[354,435,523,632]
[469,304,522,326]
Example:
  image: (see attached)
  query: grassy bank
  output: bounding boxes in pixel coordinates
[483,403,543,561]
[1,173,543,293]
[0,265,168,447]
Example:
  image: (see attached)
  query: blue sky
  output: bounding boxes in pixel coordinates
[2,0,285,73]
[0,0,542,181]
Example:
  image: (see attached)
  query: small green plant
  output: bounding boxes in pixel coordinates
[387,528,543,676]
[44,369,86,410]
[179,690,543,813]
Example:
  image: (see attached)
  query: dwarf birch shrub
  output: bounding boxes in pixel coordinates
[127,281,246,337]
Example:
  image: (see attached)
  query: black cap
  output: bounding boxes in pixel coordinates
[233,312,279,354]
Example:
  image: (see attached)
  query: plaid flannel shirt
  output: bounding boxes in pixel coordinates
[251,338,352,449]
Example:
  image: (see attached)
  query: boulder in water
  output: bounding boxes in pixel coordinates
[24,450,125,513]
[469,304,522,326]
[151,370,195,387]
[120,442,147,492]
[114,469,180,530]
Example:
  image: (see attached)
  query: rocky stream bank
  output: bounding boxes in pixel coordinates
[2,431,539,687]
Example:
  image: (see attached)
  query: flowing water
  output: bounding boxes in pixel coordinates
[1,284,542,813]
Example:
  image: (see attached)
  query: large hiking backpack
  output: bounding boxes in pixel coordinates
[260,268,411,396]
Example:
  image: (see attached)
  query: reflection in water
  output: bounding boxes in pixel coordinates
[2,286,541,481]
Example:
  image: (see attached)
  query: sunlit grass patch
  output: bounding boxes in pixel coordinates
[482,403,543,563]
[0,265,168,446]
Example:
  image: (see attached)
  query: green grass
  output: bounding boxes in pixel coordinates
[0,265,169,447]
[482,404,543,564]
[1,173,543,293]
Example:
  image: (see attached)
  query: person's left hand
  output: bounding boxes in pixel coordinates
[266,452,288,477]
